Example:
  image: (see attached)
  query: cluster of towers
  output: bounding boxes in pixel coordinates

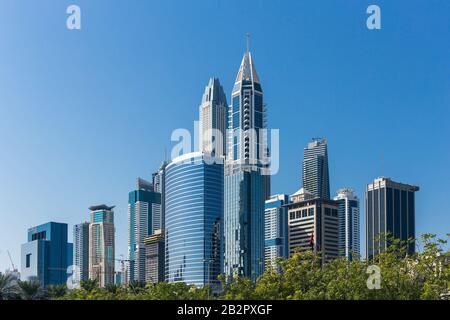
[19,45,419,289]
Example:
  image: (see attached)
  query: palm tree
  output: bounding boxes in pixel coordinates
[47,284,67,299]
[80,279,98,292]
[18,280,47,300]
[0,273,18,300]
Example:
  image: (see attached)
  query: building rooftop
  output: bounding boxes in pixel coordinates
[89,204,115,211]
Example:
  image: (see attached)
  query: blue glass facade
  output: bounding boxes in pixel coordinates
[224,169,265,281]
[165,152,223,288]
[128,179,162,283]
[21,222,73,286]
[264,194,289,269]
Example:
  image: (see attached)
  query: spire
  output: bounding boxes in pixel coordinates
[246,33,250,54]
[234,36,260,85]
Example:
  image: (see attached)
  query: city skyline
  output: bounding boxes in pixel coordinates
[1,0,449,272]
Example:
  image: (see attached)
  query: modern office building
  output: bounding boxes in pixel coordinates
[302,138,330,200]
[88,205,115,287]
[73,222,90,283]
[144,229,165,284]
[224,47,267,281]
[128,178,162,283]
[21,222,73,286]
[153,160,169,230]
[165,152,223,289]
[366,177,419,259]
[334,189,360,260]
[264,194,289,269]
[199,78,228,157]
[285,189,339,264]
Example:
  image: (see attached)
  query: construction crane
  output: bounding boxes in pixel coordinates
[7,250,17,271]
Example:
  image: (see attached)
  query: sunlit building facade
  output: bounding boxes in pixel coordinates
[89,205,115,287]
[165,152,223,288]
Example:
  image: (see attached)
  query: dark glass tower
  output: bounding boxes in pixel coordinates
[365,177,419,260]
[302,138,330,200]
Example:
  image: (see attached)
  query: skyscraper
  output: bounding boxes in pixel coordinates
[224,47,267,281]
[144,229,165,284]
[165,152,223,288]
[199,78,228,157]
[302,138,330,200]
[366,177,419,259]
[334,188,360,260]
[285,189,339,264]
[128,178,162,283]
[89,205,115,287]
[153,160,169,230]
[73,222,90,282]
[264,194,289,269]
[21,222,73,286]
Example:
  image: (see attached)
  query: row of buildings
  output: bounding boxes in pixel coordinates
[19,46,419,288]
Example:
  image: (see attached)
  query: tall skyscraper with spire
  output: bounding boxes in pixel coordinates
[199,78,228,157]
[224,40,267,281]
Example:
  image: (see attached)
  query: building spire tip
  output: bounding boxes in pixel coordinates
[246,33,250,54]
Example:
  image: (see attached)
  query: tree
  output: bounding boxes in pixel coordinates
[0,273,18,300]
[18,280,47,300]
[47,284,68,299]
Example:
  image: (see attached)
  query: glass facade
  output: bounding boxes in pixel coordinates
[73,222,90,282]
[165,152,223,288]
[302,139,330,200]
[21,222,73,286]
[224,169,265,281]
[334,189,360,261]
[264,194,289,269]
[128,179,162,283]
[366,178,419,260]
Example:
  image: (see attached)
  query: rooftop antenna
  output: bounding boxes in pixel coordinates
[246,33,250,53]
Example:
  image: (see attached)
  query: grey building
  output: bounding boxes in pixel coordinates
[73,222,90,282]
[365,177,419,259]
[144,229,165,284]
[334,189,360,261]
[302,138,330,200]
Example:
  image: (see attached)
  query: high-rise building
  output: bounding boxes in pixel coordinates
[366,177,419,259]
[334,189,360,260]
[144,229,165,284]
[165,152,223,289]
[153,160,169,230]
[21,222,73,286]
[224,47,266,281]
[88,205,115,287]
[264,194,289,269]
[199,78,228,157]
[285,189,339,264]
[128,178,162,283]
[302,138,330,200]
[73,222,90,282]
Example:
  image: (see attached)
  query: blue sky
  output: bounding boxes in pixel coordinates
[0,0,449,272]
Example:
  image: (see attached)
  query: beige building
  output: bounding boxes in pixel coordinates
[285,188,339,263]
[88,205,115,287]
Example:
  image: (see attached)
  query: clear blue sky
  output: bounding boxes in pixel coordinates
[0,0,449,272]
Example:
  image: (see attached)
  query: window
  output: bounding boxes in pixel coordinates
[26,254,31,268]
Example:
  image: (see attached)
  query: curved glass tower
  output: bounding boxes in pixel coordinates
[165,152,223,288]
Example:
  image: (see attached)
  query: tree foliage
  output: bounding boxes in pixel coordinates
[4,234,449,300]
